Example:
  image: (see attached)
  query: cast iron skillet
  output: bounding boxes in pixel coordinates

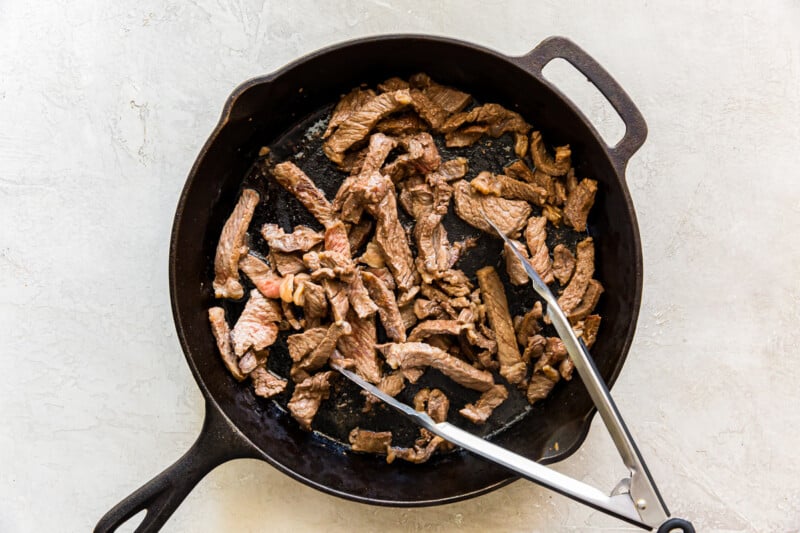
[96,35,647,532]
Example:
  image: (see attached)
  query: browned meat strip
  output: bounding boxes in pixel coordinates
[287,327,327,362]
[272,162,334,227]
[208,307,246,381]
[294,279,327,321]
[381,342,494,392]
[423,82,471,115]
[349,428,392,453]
[442,103,530,138]
[288,371,333,429]
[347,271,379,318]
[334,137,397,224]
[375,113,428,136]
[250,366,287,398]
[324,90,412,164]
[399,302,418,331]
[383,132,441,182]
[304,250,355,280]
[558,237,595,314]
[373,188,418,292]
[318,278,348,322]
[291,321,352,381]
[409,89,448,130]
[270,251,305,276]
[323,87,376,139]
[378,77,409,92]
[362,271,406,342]
[337,310,382,384]
[504,239,531,286]
[504,160,562,205]
[563,178,598,232]
[238,348,267,375]
[459,384,508,425]
[261,224,324,252]
[364,266,395,290]
[476,267,526,384]
[527,370,558,405]
[360,132,398,175]
[213,189,259,299]
[530,131,571,176]
[515,301,543,347]
[357,241,386,269]
[424,388,449,423]
[568,279,604,323]
[521,334,546,364]
[388,434,446,464]
[524,216,555,284]
[239,254,283,299]
[347,218,373,255]
[231,290,281,357]
[470,171,547,205]
[552,244,576,285]
[398,179,433,219]
[453,180,531,238]
[407,320,470,342]
[514,132,528,158]
[534,337,568,374]
[581,314,601,349]
[414,298,445,320]
[281,299,302,330]
[361,370,407,410]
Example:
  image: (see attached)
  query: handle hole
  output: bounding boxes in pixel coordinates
[116,509,146,533]
[542,58,626,147]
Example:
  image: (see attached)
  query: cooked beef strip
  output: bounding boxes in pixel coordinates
[337,309,382,384]
[322,279,350,322]
[231,289,281,357]
[381,342,494,392]
[444,126,486,148]
[375,113,428,136]
[358,240,386,269]
[407,320,470,342]
[515,301,543,347]
[514,132,529,158]
[295,279,327,321]
[272,162,334,227]
[552,244,576,285]
[524,216,555,284]
[377,76,410,92]
[388,434,446,464]
[373,187,418,292]
[559,357,575,381]
[383,132,441,182]
[568,279,604,323]
[323,220,352,257]
[534,337,568,374]
[281,299,303,330]
[398,179,433,220]
[530,131,571,176]
[270,251,306,276]
[347,219,373,256]
[399,302,419,331]
[504,239,532,286]
[213,189,259,299]
[470,171,547,206]
[288,371,334,429]
[442,103,530,138]
[324,89,413,164]
[291,321,352,382]
[542,204,564,227]
[239,254,283,299]
[361,270,406,342]
[521,334,546,365]
[558,237,595,314]
[422,82,471,115]
[364,266,395,290]
[261,223,324,253]
[504,160,562,205]
[346,270,379,319]
[304,250,355,280]
[581,314,601,349]
[413,298,445,320]
[527,371,558,405]
[361,369,407,411]
[459,384,508,425]
[563,178,598,232]
[208,307,246,381]
[476,266,526,385]
[238,348,267,375]
[323,87,376,139]
[250,365,288,398]
[287,327,327,362]
[453,180,532,238]
[349,428,392,453]
[409,89,448,130]
[424,388,450,423]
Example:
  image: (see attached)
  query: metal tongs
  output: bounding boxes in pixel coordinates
[333,216,693,532]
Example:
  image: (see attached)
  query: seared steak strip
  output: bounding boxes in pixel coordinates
[323,87,376,139]
[375,113,428,136]
[558,237,595,314]
[476,267,526,384]
[270,251,305,276]
[381,342,495,392]
[459,384,508,425]
[470,171,547,205]
[347,219,373,256]
[349,428,392,453]
[213,189,259,299]
[261,223,324,252]
[208,307,246,381]
[504,239,532,286]
[383,132,441,182]
[239,254,283,299]
[563,178,598,232]
[361,271,406,342]
[272,162,334,227]
[291,321,352,382]
[530,131,571,176]
[527,369,559,405]
[373,187,418,292]
[552,244,576,285]
[238,348,267,375]
[407,319,471,342]
[524,216,555,284]
[231,289,281,357]
[324,89,413,164]
[337,309,382,384]
[288,371,334,429]
[347,271,379,319]
[251,365,287,398]
[504,160,561,205]
[515,301,543,347]
[293,279,327,321]
[453,180,532,238]
[568,279,604,323]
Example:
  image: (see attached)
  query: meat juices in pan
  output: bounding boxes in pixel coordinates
[206,73,604,463]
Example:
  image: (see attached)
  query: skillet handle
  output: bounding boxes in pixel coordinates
[515,36,648,173]
[95,399,259,533]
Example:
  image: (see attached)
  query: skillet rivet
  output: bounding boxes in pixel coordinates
[636,499,647,510]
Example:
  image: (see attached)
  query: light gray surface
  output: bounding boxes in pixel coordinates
[1,1,799,532]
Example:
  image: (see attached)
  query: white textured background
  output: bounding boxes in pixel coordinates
[1,1,799,532]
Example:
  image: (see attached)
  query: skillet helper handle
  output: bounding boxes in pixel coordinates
[657,517,695,533]
[95,399,259,533]
[516,36,648,173]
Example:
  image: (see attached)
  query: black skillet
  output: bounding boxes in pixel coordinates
[96,35,647,532]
